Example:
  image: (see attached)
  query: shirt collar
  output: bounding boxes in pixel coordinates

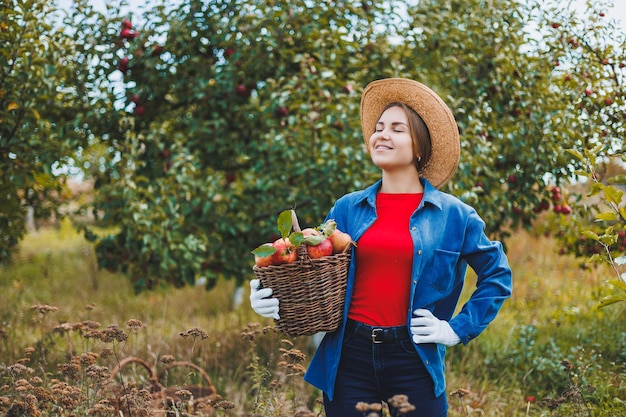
[357,178,444,211]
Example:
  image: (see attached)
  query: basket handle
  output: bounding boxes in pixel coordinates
[290,209,301,233]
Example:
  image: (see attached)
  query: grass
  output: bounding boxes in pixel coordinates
[0,218,624,416]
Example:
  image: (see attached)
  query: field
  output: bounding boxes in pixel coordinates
[0,219,624,416]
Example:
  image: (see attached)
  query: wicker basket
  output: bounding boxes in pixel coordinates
[252,211,351,337]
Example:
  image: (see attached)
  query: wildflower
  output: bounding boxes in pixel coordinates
[101,324,128,343]
[58,357,82,380]
[214,399,235,410]
[85,364,110,381]
[85,303,96,311]
[80,351,100,366]
[126,319,144,331]
[293,409,316,417]
[8,363,34,376]
[280,347,307,363]
[450,388,472,398]
[100,348,113,359]
[23,347,36,357]
[81,320,102,330]
[179,327,208,339]
[160,354,175,365]
[30,304,58,315]
[175,389,193,399]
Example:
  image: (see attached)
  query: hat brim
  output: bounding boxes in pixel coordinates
[360,78,460,188]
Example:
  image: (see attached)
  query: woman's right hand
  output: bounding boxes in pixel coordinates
[249,279,280,320]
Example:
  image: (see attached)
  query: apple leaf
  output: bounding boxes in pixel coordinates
[596,294,626,309]
[289,231,304,247]
[595,211,618,222]
[608,175,626,185]
[302,235,327,246]
[320,219,337,237]
[251,244,276,257]
[277,209,293,238]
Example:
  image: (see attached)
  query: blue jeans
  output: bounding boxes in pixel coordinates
[323,320,447,417]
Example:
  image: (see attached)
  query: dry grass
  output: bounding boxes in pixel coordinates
[0,219,623,416]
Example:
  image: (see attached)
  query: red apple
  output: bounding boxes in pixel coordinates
[276,106,289,118]
[302,228,321,237]
[235,84,248,97]
[134,105,146,116]
[272,238,297,265]
[118,57,129,73]
[254,243,274,268]
[306,238,333,259]
[328,229,352,254]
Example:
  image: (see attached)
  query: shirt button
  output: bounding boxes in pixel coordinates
[417,250,422,255]
[411,226,417,231]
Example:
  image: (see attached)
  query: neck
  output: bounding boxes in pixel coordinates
[379,168,424,193]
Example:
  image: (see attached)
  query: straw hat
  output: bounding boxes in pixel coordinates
[360,78,460,188]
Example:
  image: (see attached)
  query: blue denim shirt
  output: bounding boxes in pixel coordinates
[304,179,513,400]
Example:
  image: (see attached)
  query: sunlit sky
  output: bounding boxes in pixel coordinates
[57,0,626,27]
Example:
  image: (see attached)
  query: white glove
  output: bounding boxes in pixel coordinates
[249,279,280,320]
[410,309,460,346]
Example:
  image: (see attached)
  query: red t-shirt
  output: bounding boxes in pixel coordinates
[348,192,423,326]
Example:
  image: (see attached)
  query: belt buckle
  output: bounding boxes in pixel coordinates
[371,328,384,344]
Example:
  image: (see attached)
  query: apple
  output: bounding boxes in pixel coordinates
[118,57,129,73]
[272,238,297,265]
[254,243,274,268]
[134,105,146,116]
[306,238,333,259]
[302,227,321,237]
[235,84,248,97]
[328,229,352,254]
[276,106,289,118]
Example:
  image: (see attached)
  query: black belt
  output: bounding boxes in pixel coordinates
[346,319,411,344]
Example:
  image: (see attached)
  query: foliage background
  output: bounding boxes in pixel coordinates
[1,0,624,292]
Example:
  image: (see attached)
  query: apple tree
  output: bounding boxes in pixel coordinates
[0,0,102,262]
[56,0,625,293]
[77,0,403,291]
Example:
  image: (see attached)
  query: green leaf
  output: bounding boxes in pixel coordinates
[565,148,583,161]
[608,175,626,185]
[302,235,326,246]
[251,243,276,257]
[607,278,626,292]
[596,294,626,309]
[595,212,618,222]
[604,185,623,205]
[277,209,293,238]
[582,230,600,241]
[289,231,304,246]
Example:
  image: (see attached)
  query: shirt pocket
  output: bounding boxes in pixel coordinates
[428,248,461,292]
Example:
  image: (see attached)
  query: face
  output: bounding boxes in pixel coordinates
[369,105,417,172]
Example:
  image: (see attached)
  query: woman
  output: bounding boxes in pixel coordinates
[250,78,513,416]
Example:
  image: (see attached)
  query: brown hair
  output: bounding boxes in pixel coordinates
[382,102,432,172]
